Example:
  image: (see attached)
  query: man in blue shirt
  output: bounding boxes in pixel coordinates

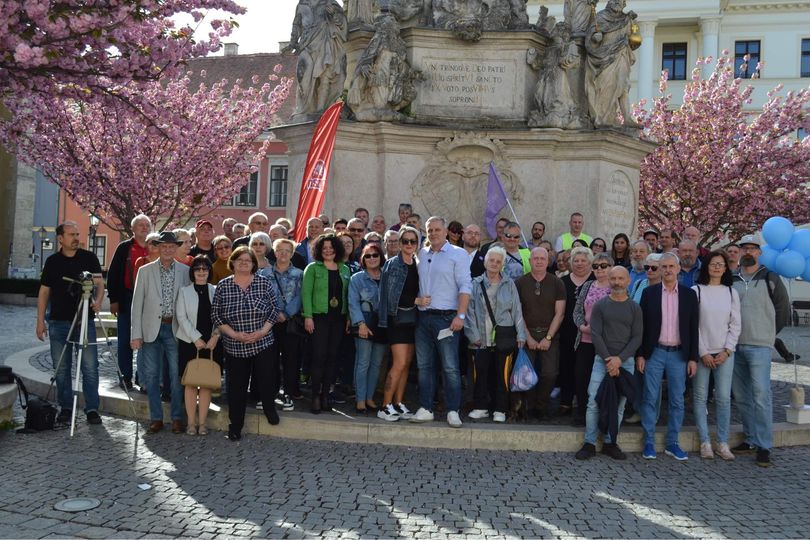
[629,239,650,289]
[410,216,472,428]
[677,239,701,288]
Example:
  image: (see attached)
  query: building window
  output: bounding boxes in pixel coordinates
[800,127,807,140]
[662,43,688,81]
[91,235,107,268]
[222,172,259,207]
[735,40,760,78]
[269,165,288,207]
[802,39,810,77]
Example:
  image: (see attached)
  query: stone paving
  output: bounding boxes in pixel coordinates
[1,415,810,539]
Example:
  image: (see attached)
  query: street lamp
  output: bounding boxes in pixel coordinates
[37,226,47,274]
[89,214,100,262]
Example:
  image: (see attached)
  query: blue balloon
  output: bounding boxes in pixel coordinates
[775,250,805,279]
[788,229,810,258]
[762,216,795,250]
[759,245,780,270]
[801,258,810,282]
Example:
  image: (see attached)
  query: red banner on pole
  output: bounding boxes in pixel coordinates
[292,101,343,242]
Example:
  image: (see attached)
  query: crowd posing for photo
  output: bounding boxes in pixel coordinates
[36,207,792,467]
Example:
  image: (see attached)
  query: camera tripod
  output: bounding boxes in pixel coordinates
[51,275,136,437]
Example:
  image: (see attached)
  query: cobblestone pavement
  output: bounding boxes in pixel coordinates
[0,415,809,539]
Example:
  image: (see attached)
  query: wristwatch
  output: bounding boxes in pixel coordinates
[724,348,732,356]
[458,313,466,320]
[545,335,553,341]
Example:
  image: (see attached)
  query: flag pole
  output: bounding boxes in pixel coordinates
[490,161,529,247]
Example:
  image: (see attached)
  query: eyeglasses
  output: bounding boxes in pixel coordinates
[349,228,365,233]
[367,239,381,244]
[401,238,418,245]
[503,233,520,239]
[234,258,252,264]
[708,262,726,268]
[592,263,610,270]
[363,253,381,260]
[251,242,265,246]
[215,245,231,251]
[643,265,659,271]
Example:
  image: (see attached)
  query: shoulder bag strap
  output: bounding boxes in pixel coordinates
[480,281,497,327]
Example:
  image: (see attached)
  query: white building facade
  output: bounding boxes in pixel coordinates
[528,0,810,114]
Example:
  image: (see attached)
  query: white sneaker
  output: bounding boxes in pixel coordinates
[409,407,434,423]
[468,409,489,420]
[550,387,561,399]
[700,441,715,459]
[395,403,413,420]
[377,404,400,422]
[447,411,463,428]
[493,411,506,423]
[715,442,736,461]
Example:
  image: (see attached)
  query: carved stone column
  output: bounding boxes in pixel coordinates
[700,17,721,78]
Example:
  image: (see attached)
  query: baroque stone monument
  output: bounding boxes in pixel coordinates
[278,0,654,241]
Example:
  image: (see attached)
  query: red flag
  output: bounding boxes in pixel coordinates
[293,101,343,242]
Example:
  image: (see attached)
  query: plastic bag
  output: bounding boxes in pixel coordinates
[509,347,539,392]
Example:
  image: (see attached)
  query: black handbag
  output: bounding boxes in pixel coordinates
[480,281,518,354]
[286,314,308,337]
[0,365,12,384]
[15,376,57,432]
[393,306,417,326]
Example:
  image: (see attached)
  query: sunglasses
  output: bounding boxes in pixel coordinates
[349,228,365,233]
[503,233,520,239]
[401,238,418,245]
[251,242,265,246]
[193,267,209,272]
[593,244,606,249]
[644,265,659,271]
[592,263,610,270]
[363,253,381,260]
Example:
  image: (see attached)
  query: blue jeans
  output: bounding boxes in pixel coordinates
[48,320,99,413]
[354,338,386,403]
[641,347,687,447]
[116,294,135,382]
[732,345,773,450]
[693,353,735,444]
[415,311,462,412]
[141,323,183,422]
[584,356,634,445]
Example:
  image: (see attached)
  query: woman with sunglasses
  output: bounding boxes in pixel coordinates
[571,252,613,426]
[610,233,632,269]
[589,238,607,254]
[376,226,422,421]
[631,253,662,303]
[447,220,464,247]
[349,244,388,414]
[210,235,233,285]
[557,246,594,416]
[175,255,221,435]
[250,232,273,275]
[692,251,741,460]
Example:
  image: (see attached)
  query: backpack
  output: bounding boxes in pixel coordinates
[15,376,57,433]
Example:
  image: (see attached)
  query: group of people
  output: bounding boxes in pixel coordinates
[35,206,790,467]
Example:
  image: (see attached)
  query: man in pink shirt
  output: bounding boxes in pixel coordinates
[636,252,699,461]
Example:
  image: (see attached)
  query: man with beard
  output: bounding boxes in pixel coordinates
[462,224,482,266]
[731,234,790,467]
[629,239,650,289]
[677,239,701,288]
[530,221,546,248]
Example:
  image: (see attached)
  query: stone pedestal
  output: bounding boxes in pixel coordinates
[276,121,654,241]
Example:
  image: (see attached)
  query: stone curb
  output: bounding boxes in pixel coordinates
[6,346,810,452]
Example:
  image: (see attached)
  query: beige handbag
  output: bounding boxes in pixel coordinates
[181,349,221,390]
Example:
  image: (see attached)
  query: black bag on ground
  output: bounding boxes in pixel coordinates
[15,376,57,432]
[0,365,13,384]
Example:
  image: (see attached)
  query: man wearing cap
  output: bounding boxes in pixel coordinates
[190,219,216,262]
[554,212,593,252]
[232,212,270,249]
[130,231,191,434]
[731,234,790,467]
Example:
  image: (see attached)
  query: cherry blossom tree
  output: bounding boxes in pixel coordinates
[1,69,292,235]
[0,1,244,99]
[633,53,810,246]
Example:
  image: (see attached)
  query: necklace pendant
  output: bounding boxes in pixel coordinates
[329,296,339,308]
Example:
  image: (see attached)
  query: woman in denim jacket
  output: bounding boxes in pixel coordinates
[349,244,387,414]
[269,238,305,407]
[464,246,526,423]
[376,226,421,421]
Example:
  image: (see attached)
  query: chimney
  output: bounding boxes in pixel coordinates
[223,42,239,56]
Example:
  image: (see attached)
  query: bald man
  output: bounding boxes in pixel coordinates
[576,266,643,460]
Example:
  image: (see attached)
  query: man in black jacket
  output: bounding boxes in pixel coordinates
[637,252,699,461]
[107,214,152,390]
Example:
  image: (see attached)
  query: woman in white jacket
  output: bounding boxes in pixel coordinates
[175,255,221,435]
[692,250,741,460]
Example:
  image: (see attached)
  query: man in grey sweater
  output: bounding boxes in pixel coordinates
[731,234,790,468]
[576,266,643,460]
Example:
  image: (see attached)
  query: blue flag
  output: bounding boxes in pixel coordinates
[485,162,508,238]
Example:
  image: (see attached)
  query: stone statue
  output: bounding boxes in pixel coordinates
[584,0,638,128]
[347,14,423,121]
[563,0,597,37]
[284,0,348,120]
[482,0,529,30]
[528,22,583,129]
[389,0,431,28]
[346,0,377,28]
[433,0,484,41]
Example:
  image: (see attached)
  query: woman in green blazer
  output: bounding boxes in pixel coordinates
[302,234,351,413]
